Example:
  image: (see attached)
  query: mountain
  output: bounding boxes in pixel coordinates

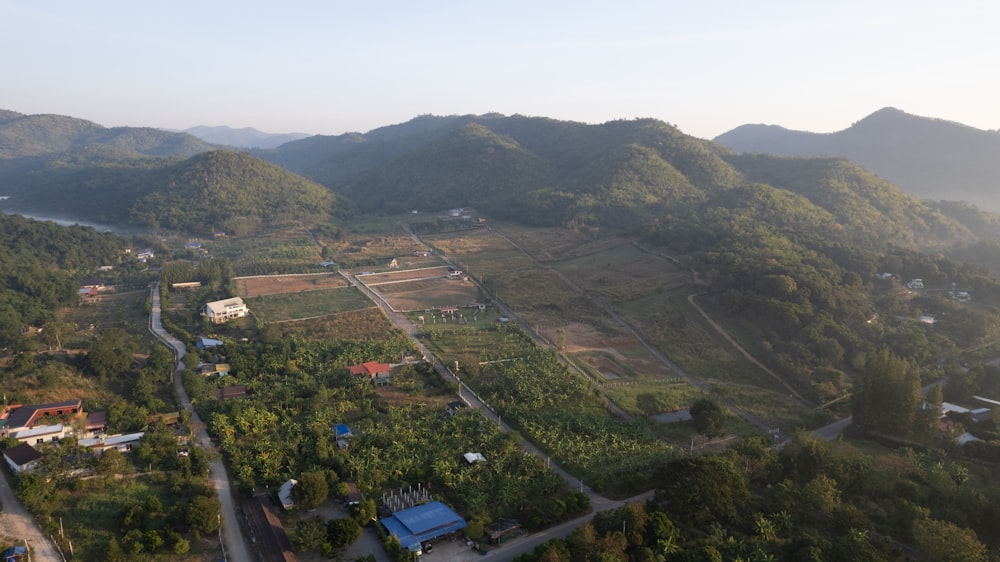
[0,110,215,159]
[255,113,978,250]
[180,125,310,149]
[129,151,337,235]
[713,107,1000,211]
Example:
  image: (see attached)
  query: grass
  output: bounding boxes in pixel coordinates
[246,286,374,321]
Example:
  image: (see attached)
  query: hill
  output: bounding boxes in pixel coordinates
[0,109,215,159]
[713,107,1000,211]
[181,125,310,149]
[129,150,338,235]
[259,113,978,251]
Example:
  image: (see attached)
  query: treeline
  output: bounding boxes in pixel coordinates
[518,435,993,562]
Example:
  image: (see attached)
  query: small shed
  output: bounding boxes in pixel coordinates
[279,479,298,510]
[463,452,486,464]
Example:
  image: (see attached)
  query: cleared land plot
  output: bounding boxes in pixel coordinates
[427,225,816,428]
[246,287,374,322]
[235,273,348,297]
[355,266,452,285]
[356,267,485,312]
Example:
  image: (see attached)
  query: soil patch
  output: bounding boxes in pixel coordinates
[236,273,348,297]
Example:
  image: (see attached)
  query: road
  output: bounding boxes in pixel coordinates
[0,470,62,561]
[148,284,252,562]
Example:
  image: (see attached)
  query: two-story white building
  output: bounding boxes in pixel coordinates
[202,297,249,324]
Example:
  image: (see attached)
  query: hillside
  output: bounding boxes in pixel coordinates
[128,151,338,235]
[714,107,1000,211]
[0,110,216,159]
[259,113,978,251]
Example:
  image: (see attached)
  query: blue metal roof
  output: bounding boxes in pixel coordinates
[381,501,467,551]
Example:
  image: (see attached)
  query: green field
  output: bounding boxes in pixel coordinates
[246,286,375,321]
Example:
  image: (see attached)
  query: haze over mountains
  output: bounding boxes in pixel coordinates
[178,125,310,149]
[3,107,1000,256]
[714,107,1000,211]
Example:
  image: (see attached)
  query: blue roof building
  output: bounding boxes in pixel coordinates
[196,337,224,349]
[381,501,467,552]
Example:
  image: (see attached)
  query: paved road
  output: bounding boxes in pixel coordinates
[148,284,252,562]
[0,470,62,561]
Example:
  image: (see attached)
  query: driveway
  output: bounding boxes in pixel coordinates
[0,468,62,561]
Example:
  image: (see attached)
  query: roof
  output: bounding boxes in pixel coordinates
[3,443,42,466]
[79,432,144,448]
[204,297,246,315]
[348,361,391,377]
[344,482,363,505]
[12,423,65,439]
[381,501,467,551]
[333,423,354,438]
[86,411,108,430]
[196,337,224,349]
[464,452,486,464]
[217,385,247,400]
[278,479,298,509]
[5,400,82,431]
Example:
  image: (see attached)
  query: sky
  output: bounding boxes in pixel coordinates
[3,1,999,140]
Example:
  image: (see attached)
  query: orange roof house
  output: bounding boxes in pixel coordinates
[348,361,391,378]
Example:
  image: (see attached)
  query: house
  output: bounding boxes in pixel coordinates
[0,400,83,438]
[11,424,73,445]
[78,287,99,302]
[413,250,431,257]
[171,281,202,290]
[84,411,108,438]
[242,496,296,562]
[196,336,224,349]
[79,278,106,290]
[136,248,155,262]
[348,361,392,379]
[3,443,42,473]
[278,479,298,510]
[380,501,468,553]
[334,423,354,449]
[463,452,486,464]
[919,315,937,325]
[217,385,247,400]
[439,306,459,315]
[78,432,144,455]
[907,278,924,290]
[200,363,231,377]
[344,482,363,506]
[184,242,202,250]
[203,297,248,324]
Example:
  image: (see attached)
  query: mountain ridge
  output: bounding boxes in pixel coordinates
[714,107,1000,210]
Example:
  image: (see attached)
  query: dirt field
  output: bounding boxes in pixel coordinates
[235,273,348,297]
[373,278,484,312]
[555,322,677,379]
[356,266,452,285]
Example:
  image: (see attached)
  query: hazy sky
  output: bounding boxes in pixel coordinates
[4,1,998,139]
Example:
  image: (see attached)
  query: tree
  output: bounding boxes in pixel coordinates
[913,518,987,562]
[186,494,221,534]
[294,471,329,510]
[653,456,750,527]
[690,398,726,439]
[851,350,920,437]
[291,516,327,552]
[327,517,362,548]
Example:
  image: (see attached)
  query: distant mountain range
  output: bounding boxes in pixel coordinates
[3,107,1000,254]
[714,107,1000,211]
[177,125,310,149]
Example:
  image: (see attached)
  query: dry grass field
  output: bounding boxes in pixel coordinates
[235,272,348,297]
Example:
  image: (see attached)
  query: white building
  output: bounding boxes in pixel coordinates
[203,297,248,324]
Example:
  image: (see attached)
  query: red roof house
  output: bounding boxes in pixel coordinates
[348,361,391,378]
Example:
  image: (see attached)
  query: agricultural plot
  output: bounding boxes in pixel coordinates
[246,286,374,322]
[427,224,817,429]
[235,272,348,297]
[356,267,485,312]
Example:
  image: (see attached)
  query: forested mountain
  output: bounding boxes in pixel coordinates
[180,125,309,149]
[0,110,215,159]
[714,107,1000,211]
[259,113,982,251]
[0,213,126,345]
[129,151,338,235]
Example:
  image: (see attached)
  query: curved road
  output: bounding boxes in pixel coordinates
[148,284,252,562]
